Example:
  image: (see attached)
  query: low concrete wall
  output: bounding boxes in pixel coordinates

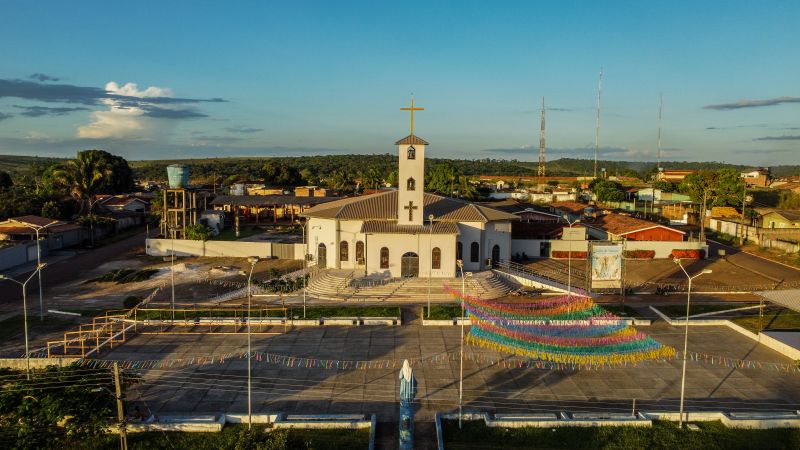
[0,357,78,369]
[146,238,273,258]
[624,240,708,259]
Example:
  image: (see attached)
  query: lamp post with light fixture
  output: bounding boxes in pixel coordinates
[0,263,47,380]
[10,219,58,320]
[673,258,712,428]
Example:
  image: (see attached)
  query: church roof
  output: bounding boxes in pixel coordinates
[360,220,459,235]
[394,134,429,145]
[301,190,518,222]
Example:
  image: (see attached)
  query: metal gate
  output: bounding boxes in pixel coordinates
[401,252,419,278]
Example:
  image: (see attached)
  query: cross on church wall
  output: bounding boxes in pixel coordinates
[404,201,418,221]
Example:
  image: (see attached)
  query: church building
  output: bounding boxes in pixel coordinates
[302,99,517,278]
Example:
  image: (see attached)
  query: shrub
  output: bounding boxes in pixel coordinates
[624,249,655,259]
[185,224,213,241]
[551,251,588,259]
[671,249,705,259]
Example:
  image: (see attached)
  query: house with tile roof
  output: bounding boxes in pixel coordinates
[302,111,517,278]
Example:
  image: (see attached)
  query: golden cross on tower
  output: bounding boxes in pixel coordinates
[400,96,424,135]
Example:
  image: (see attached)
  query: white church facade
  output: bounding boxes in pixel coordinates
[302,100,517,278]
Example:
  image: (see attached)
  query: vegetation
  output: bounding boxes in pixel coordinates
[591,179,625,202]
[262,159,302,187]
[423,304,462,320]
[731,307,800,333]
[185,223,214,241]
[0,367,116,450]
[442,419,800,449]
[84,425,370,450]
[600,304,641,317]
[0,315,79,342]
[302,306,400,319]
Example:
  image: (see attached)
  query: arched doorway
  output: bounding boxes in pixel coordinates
[491,244,500,262]
[317,243,327,268]
[401,252,419,278]
[355,241,365,265]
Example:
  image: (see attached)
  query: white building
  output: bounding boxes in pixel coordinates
[303,125,517,278]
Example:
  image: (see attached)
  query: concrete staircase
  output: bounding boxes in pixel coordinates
[306,269,518,301]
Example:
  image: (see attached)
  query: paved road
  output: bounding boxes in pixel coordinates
[707,239,800,286]
[0,228,151,314]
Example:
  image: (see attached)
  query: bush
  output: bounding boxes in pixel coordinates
[185,224,213,241]
[551,251,588,259]
[671,249,705,259]
[624,249,655,259]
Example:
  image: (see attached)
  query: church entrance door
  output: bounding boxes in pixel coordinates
[317,243,327,268]
[401,252,419,278]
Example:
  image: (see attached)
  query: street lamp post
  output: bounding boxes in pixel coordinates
[0,263,47,380]
[87,196,105,248]
[562,216,580,297]
[673,259,712,428]
[10,219,59,320]
[456,260,472,429]
[246,256,259,430]
[427,214,435,318]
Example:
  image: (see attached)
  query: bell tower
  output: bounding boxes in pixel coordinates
[397,97,427,226]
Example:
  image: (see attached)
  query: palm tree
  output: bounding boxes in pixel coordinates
[53,152,111,215]
[328,169,355,195]
[361,167,383,191]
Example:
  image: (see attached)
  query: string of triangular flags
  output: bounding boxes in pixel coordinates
[68,348,800,374]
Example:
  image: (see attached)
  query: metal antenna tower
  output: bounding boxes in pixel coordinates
[657,93,663,171]
[594,68,603,179]
[538,96,546,178]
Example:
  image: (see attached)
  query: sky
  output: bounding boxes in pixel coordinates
[0,0,799,165]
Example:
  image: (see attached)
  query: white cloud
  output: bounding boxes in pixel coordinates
[77,81,173,139]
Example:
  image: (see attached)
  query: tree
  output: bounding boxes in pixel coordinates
[41,201,60,219]
[0,170,12,190]
[457,176,479,200]
[75,150,134,194]
[654,180,675,192]
[263,160,302,186]
[52,151,112,215]
[426,163,458,195]
[679,169,744,242]
[185,224,213,241]
[327,169,355,194]
[385,171,398,188]
[360,166,383,191]
[591,179,625,203]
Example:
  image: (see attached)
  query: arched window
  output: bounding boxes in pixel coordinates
[470,242,479,262]
[380,247,390,269]
[491,244,500,262]
[432,247,441,270]
[407,177,415,191]
[456,242,463,261]
[407,146,416,160]
[339,241,348,262]
[355,241,364,263]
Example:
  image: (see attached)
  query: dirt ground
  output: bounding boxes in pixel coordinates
[46,256,303,313]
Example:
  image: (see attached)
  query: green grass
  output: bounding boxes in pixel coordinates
[656,303,757,318]
[51,424,370,450]
[423,304,462,320]
[0,315,79,341]
[213,227,266,241]
[599,304,640,317]
[301,306,400,319]
[731,307,800,333]
[442,419,800,450]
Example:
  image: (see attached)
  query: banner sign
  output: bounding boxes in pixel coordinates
[591,244,623,289]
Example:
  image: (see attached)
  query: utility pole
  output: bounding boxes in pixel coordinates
[113,362,128,450]
[594,68,603,179]
[538,96,546,179]
[657,93,663,171]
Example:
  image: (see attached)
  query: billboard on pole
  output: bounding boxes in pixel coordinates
[591,243,623,289]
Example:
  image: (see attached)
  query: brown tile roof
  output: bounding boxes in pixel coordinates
[588,214,684,237]
[301,190,518,222]
[548,201,589,215]
[394,134,429,145]
[767,210,800,221]
[211,195,341,207]
[360,221,459,235]
[7,215,63,227]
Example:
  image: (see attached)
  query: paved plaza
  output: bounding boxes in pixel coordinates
[104,323,800,421]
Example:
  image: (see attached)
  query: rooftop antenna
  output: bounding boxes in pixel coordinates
[594,67,603,179]
[538,96,546,178]
[657,93,663,171]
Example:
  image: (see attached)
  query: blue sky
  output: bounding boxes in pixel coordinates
[0,0,798,165]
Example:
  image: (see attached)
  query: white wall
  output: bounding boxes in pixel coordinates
[146,239,273,258]
[364,232,456,278]
[308,218,338,268]
[485,221,512,263]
